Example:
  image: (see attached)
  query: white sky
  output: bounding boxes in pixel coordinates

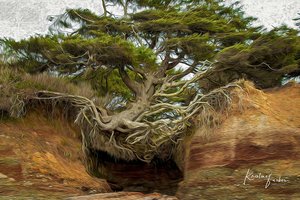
[226,0,299,29]
[0,0,103,40]
[0,0,299,40]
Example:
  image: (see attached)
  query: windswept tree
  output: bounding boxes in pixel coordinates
[1,0,299,162]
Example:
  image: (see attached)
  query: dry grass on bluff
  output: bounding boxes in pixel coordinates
[0,63,105,118]
[0,63,95,97]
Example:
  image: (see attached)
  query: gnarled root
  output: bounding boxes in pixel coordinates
[20,83,238,162]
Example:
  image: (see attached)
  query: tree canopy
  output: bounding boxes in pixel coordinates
[1,0,300,162]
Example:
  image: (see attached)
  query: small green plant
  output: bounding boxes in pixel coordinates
[63,151,72,158]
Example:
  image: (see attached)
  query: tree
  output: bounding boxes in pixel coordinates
[295,13,300,28]
[1,0,299,162]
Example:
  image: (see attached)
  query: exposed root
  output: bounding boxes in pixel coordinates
[7,79,247,163]
[9,94,26,118]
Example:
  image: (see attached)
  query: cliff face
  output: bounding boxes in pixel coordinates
[177,83,300,199]
[1,83,299,200]
[0,112,111,199]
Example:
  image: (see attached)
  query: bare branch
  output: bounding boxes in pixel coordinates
[174,60,213,82]
[119,66,141,95]
[131,25,144,46]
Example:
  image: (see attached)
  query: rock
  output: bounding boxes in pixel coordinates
[23,181,33,186]
[8,178,16,182]
[0,173,8,179]
[0,113,111,199]
[176,83,300,199]
[66,192,178,200]
[87,150,183,195]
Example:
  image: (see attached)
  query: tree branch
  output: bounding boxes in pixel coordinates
[119,66,141,95]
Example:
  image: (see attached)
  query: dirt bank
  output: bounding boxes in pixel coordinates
[0,112,111,199]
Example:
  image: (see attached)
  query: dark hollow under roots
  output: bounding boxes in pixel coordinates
[85,148,183,195]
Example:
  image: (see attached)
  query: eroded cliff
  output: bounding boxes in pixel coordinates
[1,82,299,200]
[177,83,300,199]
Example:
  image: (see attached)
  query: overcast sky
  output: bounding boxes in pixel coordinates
[0,0,299,40]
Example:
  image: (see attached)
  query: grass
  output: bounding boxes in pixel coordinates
[0,63,96,97]
[0,157,20,165]
[0,63,99,118]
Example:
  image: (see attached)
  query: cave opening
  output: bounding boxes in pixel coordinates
[86,149,184,195]
[0,109,9,120]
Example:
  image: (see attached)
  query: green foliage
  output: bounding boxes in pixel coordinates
[166,34,215,61]
[76,67,132,99]
[200,26,300,90]
[2,33,156,74]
